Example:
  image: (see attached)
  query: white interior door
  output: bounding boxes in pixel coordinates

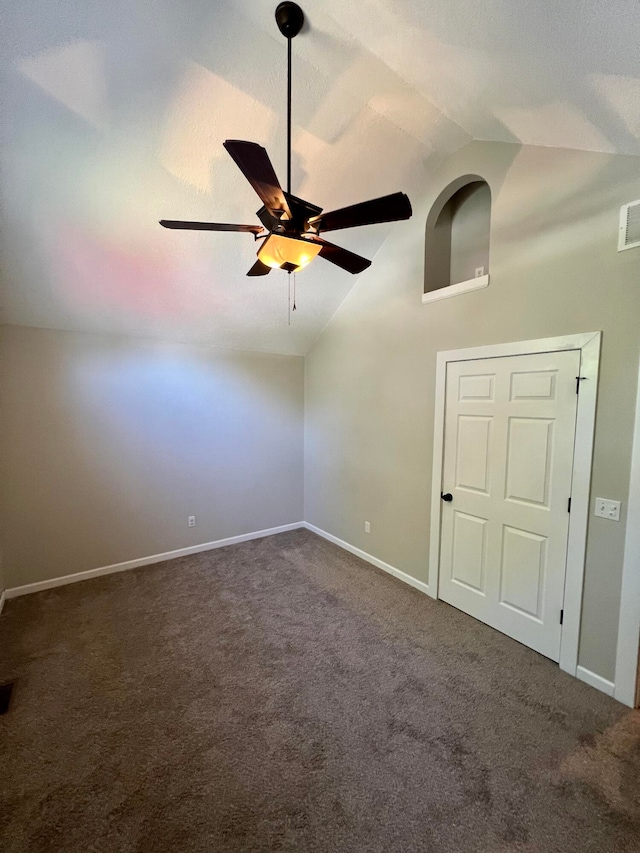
[438,350,581,661]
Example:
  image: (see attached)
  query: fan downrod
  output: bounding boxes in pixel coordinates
[275,2,304,39]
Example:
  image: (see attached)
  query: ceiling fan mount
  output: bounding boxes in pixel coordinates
[275,2,304,39]
[160,4,412,278]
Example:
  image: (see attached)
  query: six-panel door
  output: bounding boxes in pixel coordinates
[438,350,581,661]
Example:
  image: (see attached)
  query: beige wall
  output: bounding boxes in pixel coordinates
[448,181,491,286]
[0,325,304,588]
[305,140,640,683]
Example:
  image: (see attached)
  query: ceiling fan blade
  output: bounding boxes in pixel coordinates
[309,237,371,275]
[310,192,412,233]
[247,259,272,277]
[160,220,263,234]
[223,140,291,218]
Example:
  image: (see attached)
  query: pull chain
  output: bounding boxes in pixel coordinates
[287,271,297,325]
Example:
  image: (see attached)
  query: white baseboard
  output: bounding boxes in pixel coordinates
[303,522,431,597]
[576,665,615,697]
[1,521,623,707]
[4,523,305,599]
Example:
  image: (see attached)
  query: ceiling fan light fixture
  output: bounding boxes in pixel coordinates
[160,3,411,283]
[257,234,321,272]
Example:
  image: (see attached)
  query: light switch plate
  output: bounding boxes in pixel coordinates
[594,498,621,521]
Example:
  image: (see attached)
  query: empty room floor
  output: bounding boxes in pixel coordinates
[1,529,639,852]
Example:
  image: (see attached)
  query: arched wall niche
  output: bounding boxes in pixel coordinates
[424,174,492,303]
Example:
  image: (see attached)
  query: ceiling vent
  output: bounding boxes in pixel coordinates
[618,200,640,251]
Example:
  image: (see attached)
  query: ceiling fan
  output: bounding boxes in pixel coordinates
[160,2,412,277]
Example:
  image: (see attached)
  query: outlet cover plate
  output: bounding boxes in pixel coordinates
[594,498,621,521]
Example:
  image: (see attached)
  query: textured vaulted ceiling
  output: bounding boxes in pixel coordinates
[2,0,639,355]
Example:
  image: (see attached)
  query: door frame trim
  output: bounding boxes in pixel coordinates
[428,332,601,680]
[614,353,640,707]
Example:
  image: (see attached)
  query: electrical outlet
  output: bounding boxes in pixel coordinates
[364,521,370,533]
[475,266,485,278]
[188,515,196,528]
[594,498,621,521]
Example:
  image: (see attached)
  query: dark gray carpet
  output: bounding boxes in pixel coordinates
[1,529,639,852]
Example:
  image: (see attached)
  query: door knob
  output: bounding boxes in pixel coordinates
[441,492,453,502]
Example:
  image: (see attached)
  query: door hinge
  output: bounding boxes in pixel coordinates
[568,497,572,513]
[576,376,586,394]
[560,609,564,625]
